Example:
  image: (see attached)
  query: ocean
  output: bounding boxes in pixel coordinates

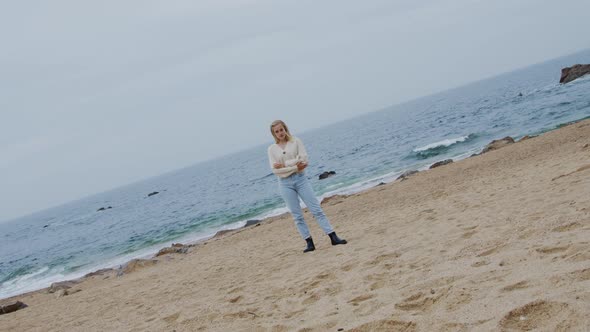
[1,49,589,300]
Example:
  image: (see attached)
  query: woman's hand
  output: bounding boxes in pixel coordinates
[273,163,284,169]
[296,161,308,171]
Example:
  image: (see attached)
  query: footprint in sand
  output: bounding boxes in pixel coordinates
[300,272,335,289]
[471,260,490,267]
[395,291,443,312]
[348,319,416,332]
[364,252,401,267]
[302,293,320,305]
[566,252,590,262]
[477,245,505,257]
[500,280,530,292]
[552,222,583,232]
[270,324,289,332]
[444,289,473,311]
[228,295,242,303]
[461,230,477,239]
[535,245,570,255]
[340,261,358,272]
[551,163,590,181]
[348,294,383,317]
[348,293,375,306]
[441,322,468,331]
[550,268,590,286]
[568,268,590,282]
[283,308,305,319]
[227,286,244,294]
[162,312,180,323]
[364,272,389,291]
[499,300,575,331]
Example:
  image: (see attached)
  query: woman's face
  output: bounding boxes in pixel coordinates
[272,124,287,142]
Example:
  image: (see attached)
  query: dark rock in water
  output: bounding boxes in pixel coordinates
[107,206,112,209]
[147,191,159,197]
[518,92,523,97]
[560,64,590,84]
[245,220,261,227]
[43,224,49,228]
[97,207,106,211]
[377,182,386,186]
[481,136,515,154]
[0,301,27,315]
[430,159,453,169]
[319,171,336,180]
[397,170,419,181]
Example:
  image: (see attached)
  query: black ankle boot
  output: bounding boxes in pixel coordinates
[328,232,347,245]
[304,237,315,253]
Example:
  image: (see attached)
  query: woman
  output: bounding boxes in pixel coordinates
[267,120,347,253]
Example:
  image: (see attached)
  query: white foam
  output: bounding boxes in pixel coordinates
[413,135,470,152]
[0,266,66,299]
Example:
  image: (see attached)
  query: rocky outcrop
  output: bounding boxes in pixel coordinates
[560,64,590,84]
[321,194,348,206]
[48,280,79,293]
[0,301,27,315]
[84,268,116,278]
[156,243,191,256]
[481,137,515,154]
[244,220,261,227]
[397,170,419,181]
[55,288,80,298]
[319,171,336,180]
[117,259,158,276]
[213,229,235,238]
[430,159,453,169]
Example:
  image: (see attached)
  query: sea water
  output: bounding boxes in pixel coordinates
[1,49,589,299]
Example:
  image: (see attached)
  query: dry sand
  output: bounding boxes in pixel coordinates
[2,119,590,331]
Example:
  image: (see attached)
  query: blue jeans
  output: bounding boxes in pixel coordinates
[278,172,334,239]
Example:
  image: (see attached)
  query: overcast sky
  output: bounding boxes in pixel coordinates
[1,0,589,222]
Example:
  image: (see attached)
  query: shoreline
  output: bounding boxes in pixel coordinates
[2,118,590,330]
[0,117,586,302]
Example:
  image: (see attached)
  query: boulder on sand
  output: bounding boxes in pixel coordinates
[48,280,79,294]
[430,159,453,169]
[156,243,191,256]
[481,137,515,154]
[117,259,158,276]
[396,170,419,181]
[0,301,27,315]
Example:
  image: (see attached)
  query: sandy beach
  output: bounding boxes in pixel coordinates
[2,119,590,331]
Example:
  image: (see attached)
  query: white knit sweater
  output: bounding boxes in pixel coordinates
[267,136,309,178]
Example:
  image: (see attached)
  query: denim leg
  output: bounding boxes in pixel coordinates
[279,178,311,239]
[294,174,335,235]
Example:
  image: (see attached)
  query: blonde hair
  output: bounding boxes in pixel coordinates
[270,120,292,144]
